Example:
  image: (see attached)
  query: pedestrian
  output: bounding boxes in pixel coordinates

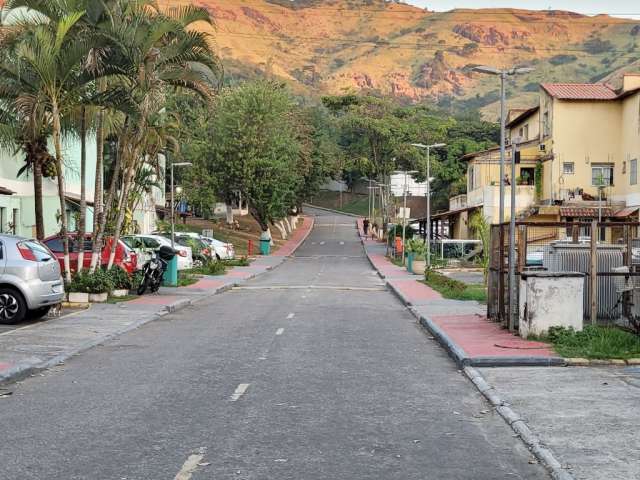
[371,222,378,240]
[363,218,370,236]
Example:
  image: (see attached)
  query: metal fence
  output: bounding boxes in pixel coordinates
[488,221,640,333]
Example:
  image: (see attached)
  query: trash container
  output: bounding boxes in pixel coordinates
[406,252,414,272]
[163,256,178,286]
[259,231,271,256]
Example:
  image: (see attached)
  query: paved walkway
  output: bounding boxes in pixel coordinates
[357,219,561,367]
[0,217,314,384]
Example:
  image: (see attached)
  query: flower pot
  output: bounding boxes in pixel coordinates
[411,260,427,276]
[111,289,129,298]
[89,292,108,303]
[68,292,89,303]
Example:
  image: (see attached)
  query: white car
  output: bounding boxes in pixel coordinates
[177,232,235,260]
[202,236,235,260]
[121,235,193,270]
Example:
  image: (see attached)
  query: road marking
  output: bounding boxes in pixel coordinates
[320,241,325,245]
[276,328,284,336]
[339,241,345,245]
[174,453,204,480]
[236,285,386,292]
[230,383,250,402]
[287,313,295,319]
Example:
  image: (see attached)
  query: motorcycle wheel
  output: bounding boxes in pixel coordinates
[137,277,149,295]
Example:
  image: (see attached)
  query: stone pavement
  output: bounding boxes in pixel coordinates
[358,220,561,367]
[0,217,314,385]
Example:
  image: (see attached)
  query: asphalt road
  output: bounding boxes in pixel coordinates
[0,210,548,479]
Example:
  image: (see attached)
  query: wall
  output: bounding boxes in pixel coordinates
[550,99,623,202]
[612,92,640,206]
[509,110,540,143]
[481,185,536,224]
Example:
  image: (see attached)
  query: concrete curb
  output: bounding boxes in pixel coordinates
[304,203,361,218]
[0,220,313,386]
[464,366,575,480]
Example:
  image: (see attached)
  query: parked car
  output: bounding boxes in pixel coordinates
[173,235,212,267]
[201,236,235,260]
[43,233,138,273]
[121,235,193,270]
[178,231,235,260]
[0,234,64,324]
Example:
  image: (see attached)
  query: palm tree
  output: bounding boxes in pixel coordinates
[86,1,221,269]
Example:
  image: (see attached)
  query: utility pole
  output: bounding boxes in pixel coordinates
[472,66,534,225]
[402,171,408,266]
[508,138,519,331]
[411,143,446,268]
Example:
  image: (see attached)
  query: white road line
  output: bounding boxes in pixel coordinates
[287,313,295,319]
[174,453,204,480]
[276,328,284,336]
[320,241,325,245]
[230,383,250,402]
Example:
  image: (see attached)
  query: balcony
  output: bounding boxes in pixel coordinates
[449,194,467,211]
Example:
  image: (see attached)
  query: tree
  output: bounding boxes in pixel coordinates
[206,81,302,235]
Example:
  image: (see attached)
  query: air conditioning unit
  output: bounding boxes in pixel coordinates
[539,144,546,152]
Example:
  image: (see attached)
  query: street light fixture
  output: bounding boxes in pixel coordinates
[471,66,534,227]
[170,161,192,249]
[411,142,447,268]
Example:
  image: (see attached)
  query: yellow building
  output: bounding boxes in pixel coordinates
[434,74,640,240]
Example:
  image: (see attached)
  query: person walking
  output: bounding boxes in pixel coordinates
[363,218,370,236]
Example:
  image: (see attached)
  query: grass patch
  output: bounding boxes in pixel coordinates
[544,326,640,360]
[106,294,138,304]
[389,255,404,268]
[174,271,199,287]
[188,261,227,276]
[223,257,251,267]
[423,270,487,303]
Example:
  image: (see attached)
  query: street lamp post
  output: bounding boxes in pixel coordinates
[170,161,192,249]
[472,66,534,226]
[411,143,446,268]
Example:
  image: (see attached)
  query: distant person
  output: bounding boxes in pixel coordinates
[372,222,378,240]
[504,174,511,186]
[363,218,370,235]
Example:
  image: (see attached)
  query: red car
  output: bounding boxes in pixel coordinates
[43,233,138,273]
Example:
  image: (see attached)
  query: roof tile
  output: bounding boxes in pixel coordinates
[541,83,618,100]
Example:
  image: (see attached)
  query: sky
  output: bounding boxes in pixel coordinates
[405,1,640,19]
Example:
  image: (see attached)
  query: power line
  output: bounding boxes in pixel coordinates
[218,29,640,59]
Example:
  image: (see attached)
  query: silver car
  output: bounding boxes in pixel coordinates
[0,234,64,324]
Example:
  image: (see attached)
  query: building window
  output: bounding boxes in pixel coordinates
[543,111,550,137]
[631,159,638,185]
[591,164,614,186]
[468,165,475,191]
[563,162,575,175]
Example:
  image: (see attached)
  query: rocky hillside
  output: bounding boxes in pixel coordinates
[133,1,640,115]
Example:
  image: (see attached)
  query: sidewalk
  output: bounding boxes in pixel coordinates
[0,216,314,385]
[357,219,562,367]
[358,219,640,480]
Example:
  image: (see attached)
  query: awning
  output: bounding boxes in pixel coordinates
[64,193,94,207]
[613,207,639,218]
[426,205,482,221]
[0,186,15,195]
[560,207,612,218]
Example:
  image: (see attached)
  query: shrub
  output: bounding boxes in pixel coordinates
[108,266,133,290]
[68,269,114,294]
[548,54,577,65]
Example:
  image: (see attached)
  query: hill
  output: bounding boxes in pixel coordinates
[159,0,640,117]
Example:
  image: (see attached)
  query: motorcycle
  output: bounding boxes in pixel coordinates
[137,245,177,295]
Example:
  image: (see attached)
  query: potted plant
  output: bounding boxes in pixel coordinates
[109,266,132,297]
[67,273,90,304]
[405,238,423,272]
[407,239,427,275]
[89,270,114,302]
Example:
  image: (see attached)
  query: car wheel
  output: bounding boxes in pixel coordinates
[0,288,27,325]
[26,306,51,320]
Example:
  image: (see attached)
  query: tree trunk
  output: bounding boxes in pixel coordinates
[91,126,124,272]
[77,108,87,271]
[249,205,268,232]
[51,101,71,281]
[283,217,292,234]
[273,220,287,239]
[32,152,45,240]
[225,203,234,225]
[90,109,104,271]
[107,163,135,269]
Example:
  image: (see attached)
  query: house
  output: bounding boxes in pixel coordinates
[432,73,640,240]
[0,137,163,238]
